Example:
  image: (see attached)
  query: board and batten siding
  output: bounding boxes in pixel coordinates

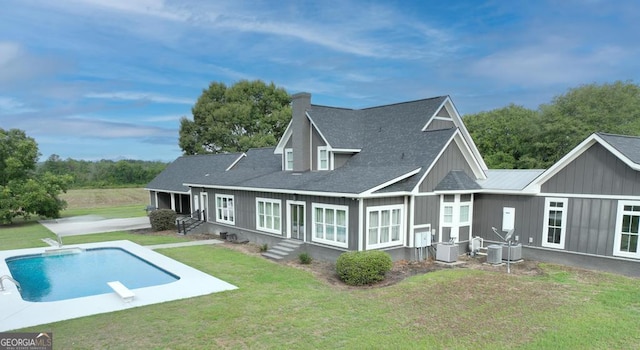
[418,142,476,193]
[567,197,617,256]
[203,188,360,249]
[425,119,454,131]
[310,126,326,171]
[474,193,620,257]
[542,143,640,195]
[472,194,545,246]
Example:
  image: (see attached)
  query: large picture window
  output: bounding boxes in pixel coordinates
[367,205,403,249]
[541,198,568,249]
[614,201,640,258]
[256,198,281,234]
[312,204,348,248]
[215,194,235,225]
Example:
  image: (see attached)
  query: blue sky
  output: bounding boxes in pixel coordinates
[1,0,638,162]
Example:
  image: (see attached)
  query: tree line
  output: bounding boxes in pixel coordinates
[464,81,640,169]
[37,155,167,188]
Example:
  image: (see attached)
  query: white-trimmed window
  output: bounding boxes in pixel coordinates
[318,146,329,170]
[367,205,403,249]
[215,194,235,225]
[541,198,568,249]
[284,148,293,171]
[312,204,348,248]
[256,198,281,234]
[614,201,640,258]
[439,194,473,243]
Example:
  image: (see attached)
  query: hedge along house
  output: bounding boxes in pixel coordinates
[472,133,640,277]
[168,93,488,261]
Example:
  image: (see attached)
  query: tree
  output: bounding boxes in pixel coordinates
[464,104,543,169]
[179,80,291,154]
[465,81,640,169]
[0,129,72,223]
[535,81,640,165]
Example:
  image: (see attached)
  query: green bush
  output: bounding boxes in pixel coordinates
[335,250,393,286]
[260,243,268,252]
[149,209,177,231]
[298,252,312,265]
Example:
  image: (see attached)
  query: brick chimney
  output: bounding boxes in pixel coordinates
[291,92,311,172]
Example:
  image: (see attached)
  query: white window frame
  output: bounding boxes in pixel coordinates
[318,146,329,171]
[613,200,640,258]
[256,197,282,234]
[366,204,404,249]
[439,194,473,242]
[215,194,235,225]
[284,148,293,171]
[312,203,348,248]
[541,198,568,249]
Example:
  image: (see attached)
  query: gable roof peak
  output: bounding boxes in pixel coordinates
[360,95,448,111]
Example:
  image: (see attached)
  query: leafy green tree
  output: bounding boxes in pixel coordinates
[179,80,291,154]
[464,104,543,169]
[466,81,640,169]
[535,81,640,165]
[0,129,72,223]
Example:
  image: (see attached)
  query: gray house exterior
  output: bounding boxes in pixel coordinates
[147,94,640,276]
[473,133,640,276]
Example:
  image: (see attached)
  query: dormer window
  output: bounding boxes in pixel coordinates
[285,148,293,171]
[318,146,328,170]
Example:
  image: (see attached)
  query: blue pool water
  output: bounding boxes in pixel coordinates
[6,248,179,302]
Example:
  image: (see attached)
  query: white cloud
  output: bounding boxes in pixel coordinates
[470,42,630,86]
[0,96,36,114]
[85,91,193,105]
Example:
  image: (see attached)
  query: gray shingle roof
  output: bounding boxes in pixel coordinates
[598,133,640,165]
[177,96,463,195]
[434,170,481,191]
[145,153,242,192]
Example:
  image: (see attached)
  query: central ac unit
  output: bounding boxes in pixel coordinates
[487,245,502,264]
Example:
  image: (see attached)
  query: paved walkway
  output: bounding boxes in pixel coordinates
[145,239,223,250]
[40,215,151,236]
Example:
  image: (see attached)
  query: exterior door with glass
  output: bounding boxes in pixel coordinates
[288,202,305,240]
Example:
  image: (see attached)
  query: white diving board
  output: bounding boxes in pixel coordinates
[107,281,135,302]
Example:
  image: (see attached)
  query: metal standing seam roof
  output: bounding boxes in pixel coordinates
[476,169,545,191]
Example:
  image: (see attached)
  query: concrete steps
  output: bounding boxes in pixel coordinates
[262,239,304,261]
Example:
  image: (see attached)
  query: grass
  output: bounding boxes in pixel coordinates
[3,189,640,348]
[14,245,640,349]
[60,187,149,209]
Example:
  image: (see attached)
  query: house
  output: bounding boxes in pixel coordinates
[148,93,487,261]
[147,93,640,277]
[472,133,640,277]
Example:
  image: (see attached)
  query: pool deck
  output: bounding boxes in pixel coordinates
[0,240,236,332]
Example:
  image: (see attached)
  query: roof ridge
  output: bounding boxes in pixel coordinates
[360,96,447,111]
[597,132,640,140]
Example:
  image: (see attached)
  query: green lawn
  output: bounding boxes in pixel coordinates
[2,196,640,348]
[12,244,640,349]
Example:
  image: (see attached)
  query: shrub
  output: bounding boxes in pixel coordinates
[298,252,312,265]
[259,243,269,252]
[336,250,393,286]
[149,209,177,231]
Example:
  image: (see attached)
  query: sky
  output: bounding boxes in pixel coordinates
[1,0,639,162]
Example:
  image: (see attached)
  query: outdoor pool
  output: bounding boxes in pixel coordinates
[6,247,179,302]
[0,240,237,331]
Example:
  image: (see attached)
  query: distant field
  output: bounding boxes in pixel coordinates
[60,188,149,210]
